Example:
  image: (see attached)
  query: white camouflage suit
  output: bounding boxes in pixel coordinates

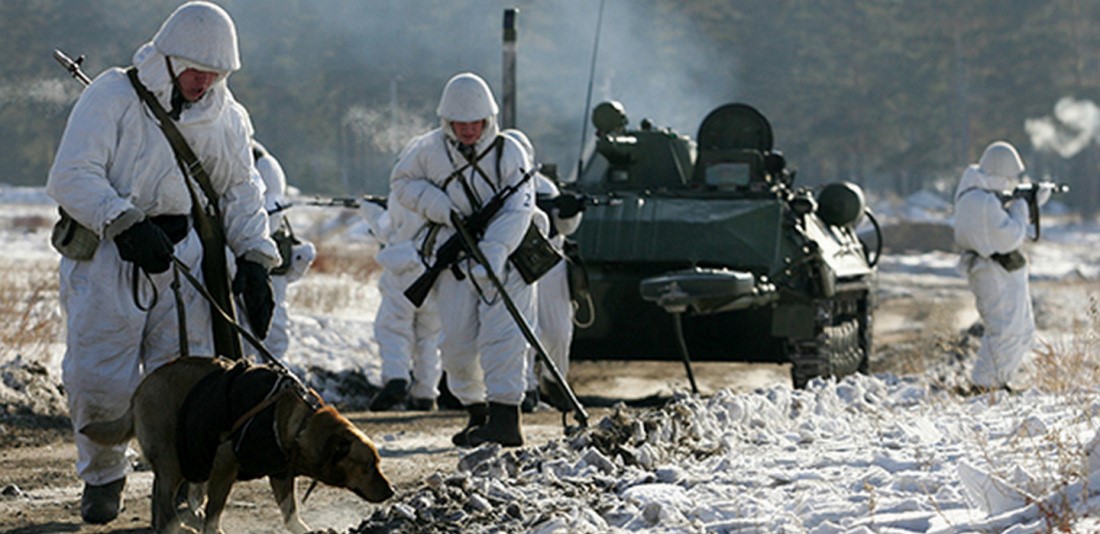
[46,3,278,486]
[247,142,316,361]
[953,141,1038,389]
[363,196,443,402]
[502,130,583,395]
[527,173,583,390]
[390,73,535,407]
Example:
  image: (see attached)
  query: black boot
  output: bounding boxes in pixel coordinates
[451,403,488,447]
[369,379,408,411]
[81,477,125,524]
[521,389,539,413]
[466,402,523,448]
[437,373,463,410]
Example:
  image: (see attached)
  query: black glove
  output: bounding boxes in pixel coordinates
[114,219,174,274]
[232,258,274,339]
[555,193,586,218]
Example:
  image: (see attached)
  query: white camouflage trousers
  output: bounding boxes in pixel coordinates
[60,230,212,485]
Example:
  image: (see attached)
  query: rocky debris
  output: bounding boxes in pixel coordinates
[921,324,981,394]
[0,355,68,420]
[345,392,796,533]
[300,366,380,411]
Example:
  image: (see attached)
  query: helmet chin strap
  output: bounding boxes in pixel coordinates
[163,56,189,120]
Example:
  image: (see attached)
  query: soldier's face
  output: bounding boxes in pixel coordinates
[451,120,485,145]
[177,68,220,102]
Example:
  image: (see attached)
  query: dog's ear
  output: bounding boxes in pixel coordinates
[325,434,351,463]
[318,434,352,486]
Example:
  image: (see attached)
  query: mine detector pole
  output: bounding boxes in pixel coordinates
[501,8,518,130]
[450,212,589,430]
[672,313,701,394]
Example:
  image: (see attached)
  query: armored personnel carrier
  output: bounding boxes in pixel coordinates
[567,101,881,388]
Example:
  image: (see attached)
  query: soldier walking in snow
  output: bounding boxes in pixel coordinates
[953,141,1049,393]
[390,72,535,447]
[46,1,278,524]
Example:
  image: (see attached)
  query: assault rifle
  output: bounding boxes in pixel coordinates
[403,167,538,307]
[536,190,620,218]
[270,195,387,215]
[1000,181,1070,241]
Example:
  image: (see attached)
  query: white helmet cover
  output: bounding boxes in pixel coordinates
[153,1,241,73]
[436,72,499,122]
[978,141,1025,179]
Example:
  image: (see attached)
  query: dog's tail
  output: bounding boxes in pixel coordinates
[79,408,135,445]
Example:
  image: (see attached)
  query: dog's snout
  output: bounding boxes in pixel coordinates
[373,481,396,503]
[356,482,394,503]
[356,468,395,503]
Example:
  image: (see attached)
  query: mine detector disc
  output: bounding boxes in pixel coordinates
[640,267,777,391]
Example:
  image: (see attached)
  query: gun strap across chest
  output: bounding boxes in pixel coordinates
[127,68,221,209]
[443,135,504,208]
[419,136,504,263]
[126,67,243,360]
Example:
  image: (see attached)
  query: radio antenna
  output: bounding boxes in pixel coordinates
[575,0,606,182]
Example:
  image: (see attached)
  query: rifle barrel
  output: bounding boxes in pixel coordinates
[53,49,92,86]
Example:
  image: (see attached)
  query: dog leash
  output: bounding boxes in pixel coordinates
[169,254,323,408]
[170,255,334,504]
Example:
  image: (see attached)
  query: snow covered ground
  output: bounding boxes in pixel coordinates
[5,185,1100,532]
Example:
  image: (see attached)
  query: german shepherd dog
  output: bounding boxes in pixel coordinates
[81,357,394,533]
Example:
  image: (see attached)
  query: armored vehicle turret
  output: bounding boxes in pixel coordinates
[567,101,880,388]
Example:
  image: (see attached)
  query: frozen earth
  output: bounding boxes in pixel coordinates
[4,185,1100,533]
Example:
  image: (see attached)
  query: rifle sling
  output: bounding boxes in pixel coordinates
[126,67,242,360]
[421,135,503,262]
[442,135,504,206]
[126,68,220,206]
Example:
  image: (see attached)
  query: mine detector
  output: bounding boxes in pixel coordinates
[565,101,882,389]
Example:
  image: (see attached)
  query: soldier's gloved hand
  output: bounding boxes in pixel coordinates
[114,219,174,274]
[423,187,455,226]
[1035,186,1053,207]
[233,257,274,339]
[555,193,586,218]
[471,242,509,288]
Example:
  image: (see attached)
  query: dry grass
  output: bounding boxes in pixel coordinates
[308,241,380,279]
[1031,294,1100,394]
[0,234,382,357]
[0,258,62,360]
[287,240,381,314]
